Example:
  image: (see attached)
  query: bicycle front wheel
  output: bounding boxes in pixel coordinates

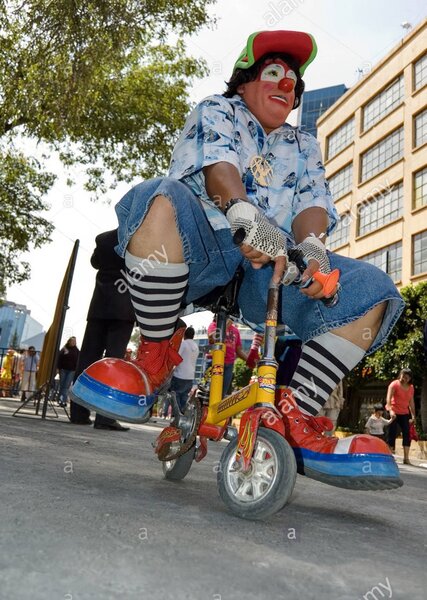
[217,428,296,520]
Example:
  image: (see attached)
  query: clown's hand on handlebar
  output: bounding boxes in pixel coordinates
[283,236,341,306]
[225,200,288,260]
[296,236,332,276]
[225,202,339,303]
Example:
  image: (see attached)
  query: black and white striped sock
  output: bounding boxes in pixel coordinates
[289,332,365,416]
[125,251,189,342]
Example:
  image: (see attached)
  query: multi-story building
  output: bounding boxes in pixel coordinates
[0,301,45,350]
[0,301,29,348]
[317,18,427,287]
[298,84,347,137]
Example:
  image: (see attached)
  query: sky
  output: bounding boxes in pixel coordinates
[7,0,427,348]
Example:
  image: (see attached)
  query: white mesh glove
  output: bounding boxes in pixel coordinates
[296,236,331,273]
[225,201,287,259]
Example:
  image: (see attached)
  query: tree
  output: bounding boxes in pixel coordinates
[233,358,252,390]
[10,329,20,350]
[0,0,214,293]
[366,282,427,383]
[0,152,55,296]
[349,281,427,431]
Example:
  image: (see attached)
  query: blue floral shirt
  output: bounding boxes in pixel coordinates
[169,94,338,243]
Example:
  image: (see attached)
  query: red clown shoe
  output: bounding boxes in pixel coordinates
[71,327,185,423]
[276,388,403,490]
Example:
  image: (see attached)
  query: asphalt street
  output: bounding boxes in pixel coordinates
[0,399,426,600]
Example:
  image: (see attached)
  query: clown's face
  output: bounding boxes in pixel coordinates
[237,59,297,133]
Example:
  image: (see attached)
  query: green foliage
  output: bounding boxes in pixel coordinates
[415,414,427,441]
[10,329,19,350]
[0,0,214,289]
[0,149,55,292]
[233,358,252,389]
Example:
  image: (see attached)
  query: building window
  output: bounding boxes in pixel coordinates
[362,242,402,283]
[413,230,427,276]
[328,212,351,250]
[327,118,355,160]
[414,109,427,148]
[414,167,427,210]
[328,163,353,200]
[300,84,347,137]
[362,76,403,131]
[357,182,403,237]
[360,128,403,182]
[414,52,427,91]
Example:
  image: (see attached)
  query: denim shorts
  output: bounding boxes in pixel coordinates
[115,177,404,354]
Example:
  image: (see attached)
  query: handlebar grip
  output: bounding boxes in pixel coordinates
[232,228,246,245]
[312,269,340,297]
[312,269,340,307]
[283,254,340,307]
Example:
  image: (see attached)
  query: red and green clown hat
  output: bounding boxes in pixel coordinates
[233,30,317,76]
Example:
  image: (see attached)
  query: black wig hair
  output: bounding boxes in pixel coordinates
[399,368,413,383]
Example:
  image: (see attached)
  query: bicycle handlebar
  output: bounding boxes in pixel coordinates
[285,247,340,307]
[232,228,340,307]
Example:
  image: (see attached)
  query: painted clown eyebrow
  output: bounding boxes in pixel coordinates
[260,63,297,82]
[260,63,286,80]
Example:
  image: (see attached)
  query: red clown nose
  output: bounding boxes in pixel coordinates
[278,78,296,93]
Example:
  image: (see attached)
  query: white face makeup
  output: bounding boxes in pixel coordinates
[259,63,297,87]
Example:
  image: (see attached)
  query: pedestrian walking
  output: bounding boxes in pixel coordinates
[0,348,15,397]
[20,346,40,400]
[57,337,80,407]
[386,368,416,464]
[168,326,199,412]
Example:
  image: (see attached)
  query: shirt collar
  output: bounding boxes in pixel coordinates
[230,94,296,136]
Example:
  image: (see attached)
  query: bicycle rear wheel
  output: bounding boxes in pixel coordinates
[162,444,196,481]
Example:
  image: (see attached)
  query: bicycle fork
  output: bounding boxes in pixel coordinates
[235,280,284,472]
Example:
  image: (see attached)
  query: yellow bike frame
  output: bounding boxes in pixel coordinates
[204,281,280,427]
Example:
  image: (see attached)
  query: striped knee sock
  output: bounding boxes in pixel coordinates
[289,332,365,416]
[125,251,189,341]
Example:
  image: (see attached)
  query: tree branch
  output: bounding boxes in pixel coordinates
[2,116,28,135]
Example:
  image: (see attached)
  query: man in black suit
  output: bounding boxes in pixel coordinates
[70,229,135,430]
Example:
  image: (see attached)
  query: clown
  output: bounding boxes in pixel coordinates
[73,30,404,490]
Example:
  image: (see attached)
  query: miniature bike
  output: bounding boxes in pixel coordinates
[153,253,340,520]
[71,249,339,520]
